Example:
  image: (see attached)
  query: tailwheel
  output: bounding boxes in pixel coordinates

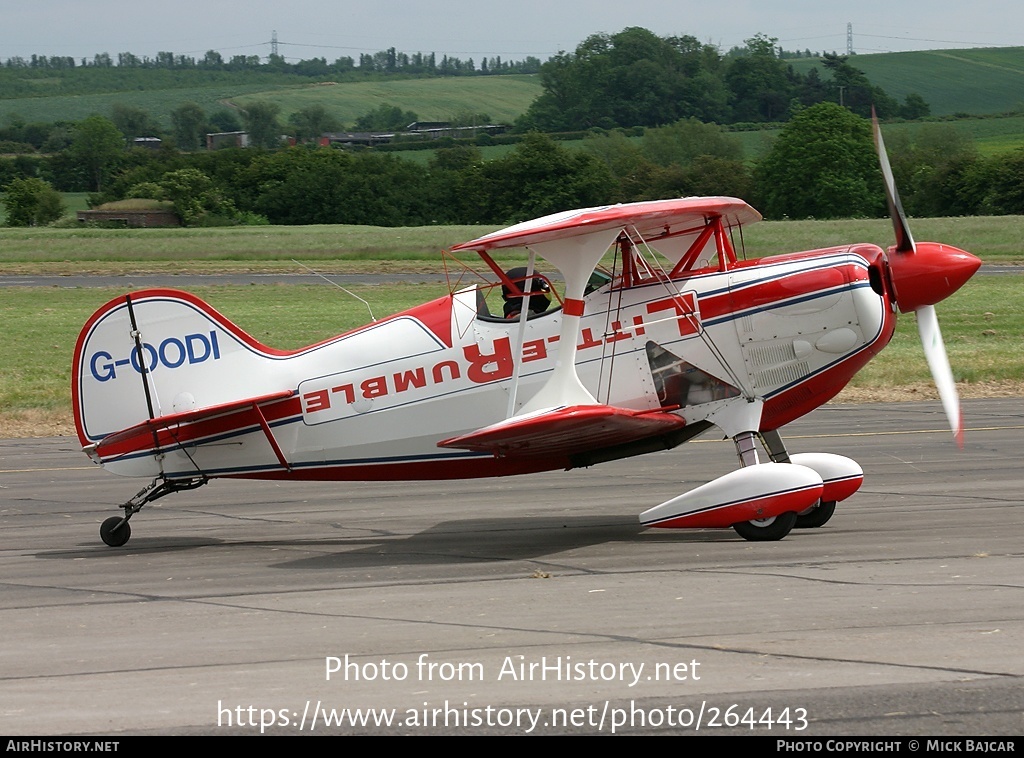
[100,516,131,547]
[732,511,797,541]
[795,500,836,529]
[98,474,208,547]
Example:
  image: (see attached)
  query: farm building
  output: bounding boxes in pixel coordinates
[206,131,250,150]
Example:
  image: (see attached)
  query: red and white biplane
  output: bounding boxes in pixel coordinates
[73,123,980,546]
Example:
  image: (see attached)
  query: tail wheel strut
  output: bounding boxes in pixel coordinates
[99,475,208,547]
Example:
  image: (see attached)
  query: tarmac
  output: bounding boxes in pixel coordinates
[2,398,1022,735]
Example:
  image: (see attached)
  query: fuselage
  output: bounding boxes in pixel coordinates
[74,244,895,482]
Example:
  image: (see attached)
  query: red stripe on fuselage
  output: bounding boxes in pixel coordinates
[691,259,868,323]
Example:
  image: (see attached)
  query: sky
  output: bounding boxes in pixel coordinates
[2,0,1023,64]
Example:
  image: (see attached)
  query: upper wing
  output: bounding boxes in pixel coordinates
[449,197,761,254]
[438,404,687,459]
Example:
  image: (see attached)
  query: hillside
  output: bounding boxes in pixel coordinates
[786,47,1024,116]
[0,73,543,129]
[228,75,543,127]
[722,114,1024,161]
[2,45,1024,132]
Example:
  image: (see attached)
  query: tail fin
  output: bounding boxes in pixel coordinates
[73,289,295,453]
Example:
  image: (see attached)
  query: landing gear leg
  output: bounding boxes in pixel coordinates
[733,430,761,467]
[730,430,797,541]
[760,429,790,463]
[761,429,837,528]
[99,475,208,547]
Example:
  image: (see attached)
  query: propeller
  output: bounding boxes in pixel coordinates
[871,110,980,447]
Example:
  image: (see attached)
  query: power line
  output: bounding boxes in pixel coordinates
[273,40,552,57]
[856,32,1017,47]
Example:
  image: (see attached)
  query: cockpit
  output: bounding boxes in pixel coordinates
[473,267,613,322]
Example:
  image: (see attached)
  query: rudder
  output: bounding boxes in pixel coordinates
[73,289,293,451]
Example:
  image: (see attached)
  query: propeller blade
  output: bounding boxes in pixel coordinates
[872,109,915,254]
[874,109,972,447]
[916,304,964,448]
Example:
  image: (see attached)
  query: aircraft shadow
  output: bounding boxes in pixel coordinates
[43,515,740,567]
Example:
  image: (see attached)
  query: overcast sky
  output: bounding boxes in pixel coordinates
[2,0,1022,63]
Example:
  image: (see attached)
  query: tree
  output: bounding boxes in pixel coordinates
[462,133,614,223]
[646,155,752,201]
[2,177,65,226]
[981,150,1024,214]
[155,167,235,225]
[725,34,795,122]
[242,101,282,149]
[424,146,485,222]
[521,28,727,131]
[171,102,207,150]
[753,102,883,219]
[287,105,340,143]
[820,54,899,119]
[111,104,161,143]
[238,148,434,226]
[353,103,418,131]
[641,118,743,167]
[582,130,651,200]
[68,115,124,192]
[899,93,931,120]
[208,109,242,133]
[890,124,978,216]
[200,50,224,68]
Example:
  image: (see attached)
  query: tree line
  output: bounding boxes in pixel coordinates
[5,103,1024,228]
[0,99,493,160]
[1,48,542,77]
[519,29,926,131]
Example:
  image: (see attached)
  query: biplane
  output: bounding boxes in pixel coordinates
[73,121,980,546]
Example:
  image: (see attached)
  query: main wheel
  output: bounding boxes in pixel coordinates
[100,516,131,547]
[795,500,836,529]
[732,511,797,541]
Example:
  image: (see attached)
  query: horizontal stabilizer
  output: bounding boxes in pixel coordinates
[91,390,295,461]
[438,404,686,458]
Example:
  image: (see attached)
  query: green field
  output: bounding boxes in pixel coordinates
[884,115,1024,156]
[726,116,1024,161]
[0,83,282,129]
[0,74,543,130]
[229,75,542,127]
[0,221,497,271]
[786,47,1024,117]
[2,214,1022,270]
